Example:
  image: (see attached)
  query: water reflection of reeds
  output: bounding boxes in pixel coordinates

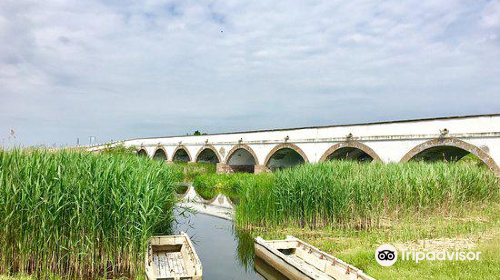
[234,226,256,271]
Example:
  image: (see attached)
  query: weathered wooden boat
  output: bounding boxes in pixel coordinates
[254,236,375,280]
[145,233,202,280]
[254,256,289,280]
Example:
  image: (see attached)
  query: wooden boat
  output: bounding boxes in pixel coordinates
[254,256,289,280]
[145,233,202,280]
[254,236,375,280]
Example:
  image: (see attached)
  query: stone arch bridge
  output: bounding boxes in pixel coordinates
[88,114,500,176]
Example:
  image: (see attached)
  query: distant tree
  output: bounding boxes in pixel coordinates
[193,130,202,136]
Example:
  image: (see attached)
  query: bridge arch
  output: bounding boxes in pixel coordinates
[195,145,221,164]
[137,148,148,157]
[152,147,168,161]
[225,144,259,173]
[319,141,381,162]
[400,138,500,175]
[264,143,309,171]
[172,145,192,162]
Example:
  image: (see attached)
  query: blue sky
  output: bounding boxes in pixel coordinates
[1,0,499,147]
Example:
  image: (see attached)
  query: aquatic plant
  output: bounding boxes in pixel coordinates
[235,161,499,229]
[193,172,274,194]
[0,149,180,278]
[175,184,189,194]
[234,227,256,271]
[171,162,216,182]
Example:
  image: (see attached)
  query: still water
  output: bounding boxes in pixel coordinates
[173,209,288,280]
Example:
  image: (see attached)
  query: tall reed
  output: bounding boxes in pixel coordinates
[235,161,499,229]
[0,149,180,278]
[172,162,216,182]
[193,172,274,195]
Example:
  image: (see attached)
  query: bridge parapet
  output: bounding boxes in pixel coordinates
[87,114,500,176]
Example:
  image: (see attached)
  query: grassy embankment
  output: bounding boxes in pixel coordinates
[195,161,499,280]
[0,149,181,279]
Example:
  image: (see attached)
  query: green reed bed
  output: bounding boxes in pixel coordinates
[193,172,274,196]
[171,162,216,182]
[193,173,274,204]
[236,161,499,230]
[0,149,181,278]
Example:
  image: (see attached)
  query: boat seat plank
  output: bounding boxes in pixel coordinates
[153,252,187,277]
[146,233,202,280]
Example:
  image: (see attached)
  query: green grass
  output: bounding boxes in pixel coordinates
[174,184,189,194]
[0,149,180,278]
[192,172,274,200]
[171,162,216,182]
[229,161,499,279]
[249,204,500,280]
[458,153,488,168]
[235,161,499,229]
[0,275,35,280]
[99,143,137,156]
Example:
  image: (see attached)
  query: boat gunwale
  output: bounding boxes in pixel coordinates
[255,236,376,280]
[255,237,317,280]
[146,232,202,280]
[176,185,237,208]
[182,232,203,275]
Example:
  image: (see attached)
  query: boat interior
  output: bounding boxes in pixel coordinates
[147,235,201,280]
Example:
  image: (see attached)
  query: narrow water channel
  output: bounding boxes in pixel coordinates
[173,209,289,280]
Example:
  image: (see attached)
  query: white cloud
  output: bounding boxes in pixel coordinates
[481,0,500,28]
[0,0,499,146]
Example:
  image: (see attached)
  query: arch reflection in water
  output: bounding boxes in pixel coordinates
[173,209,263,280]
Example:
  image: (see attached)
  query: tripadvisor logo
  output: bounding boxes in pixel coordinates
[375,244,482,266]
[375,244,397,266]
